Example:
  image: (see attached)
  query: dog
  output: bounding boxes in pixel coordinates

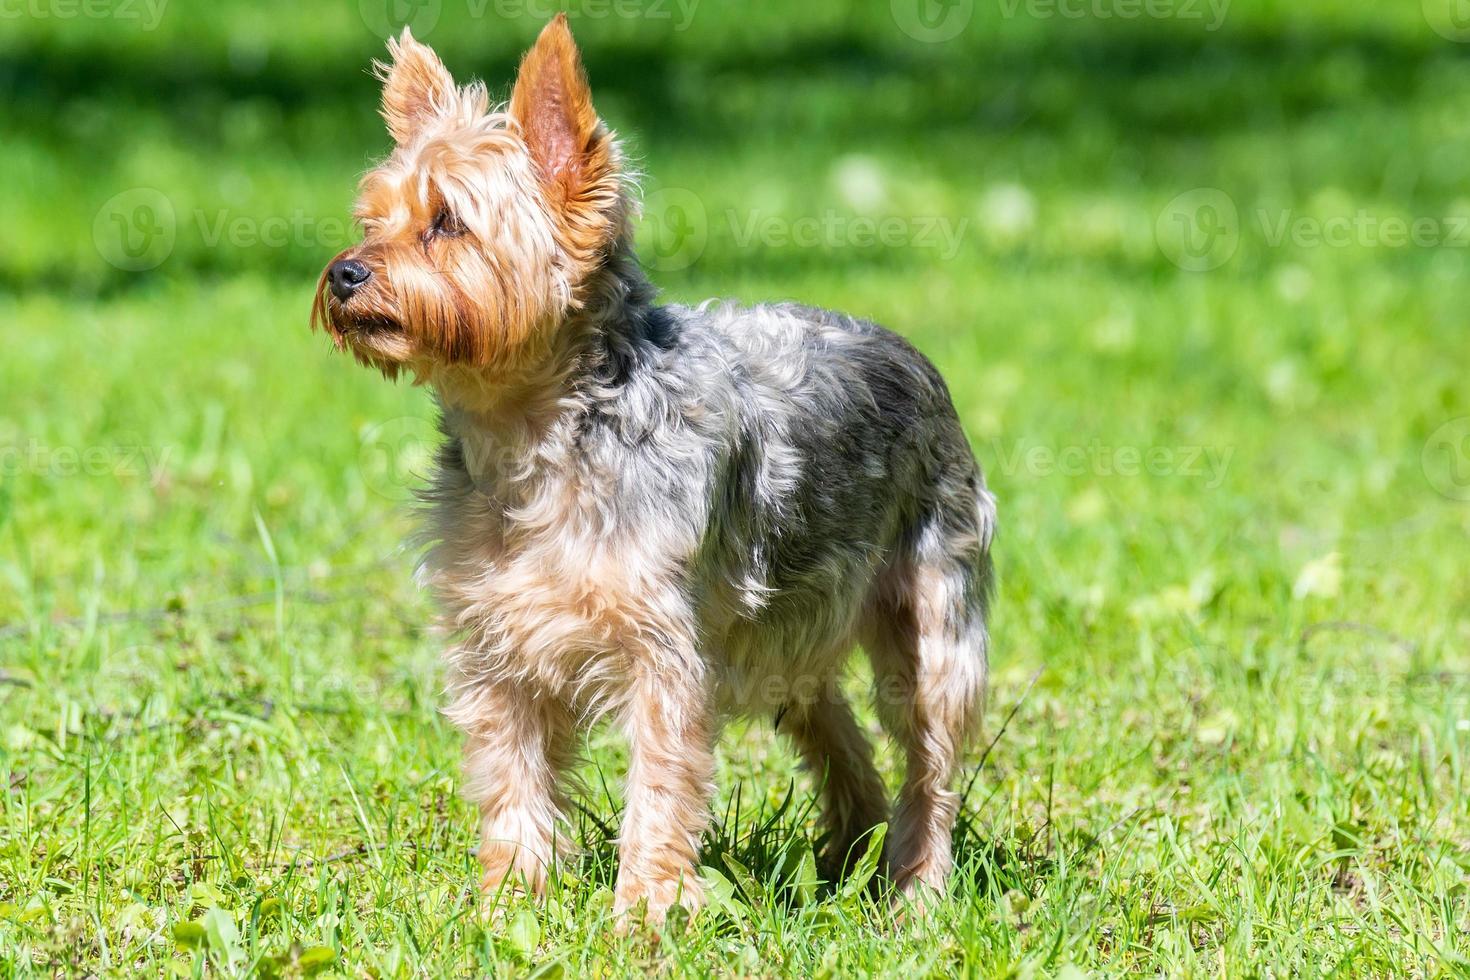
[313,16,996,924]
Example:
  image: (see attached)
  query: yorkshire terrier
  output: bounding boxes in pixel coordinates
[314,16,996,924]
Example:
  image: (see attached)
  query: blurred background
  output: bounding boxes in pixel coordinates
[2,0,1468,973]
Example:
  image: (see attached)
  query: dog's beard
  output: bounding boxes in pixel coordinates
[311,274,414,373]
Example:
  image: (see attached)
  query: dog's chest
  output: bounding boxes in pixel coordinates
[422,452,699,697]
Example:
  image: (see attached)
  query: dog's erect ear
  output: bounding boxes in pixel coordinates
[376,28,455,144]
[510,15,617,215]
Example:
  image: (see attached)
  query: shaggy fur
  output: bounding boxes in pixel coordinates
[313,16,996,924]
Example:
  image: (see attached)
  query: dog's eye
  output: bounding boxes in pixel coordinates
[428,208,464,239]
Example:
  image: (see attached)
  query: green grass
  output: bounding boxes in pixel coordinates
[3,0,1470,975]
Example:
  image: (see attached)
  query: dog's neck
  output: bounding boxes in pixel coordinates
[431,249,659,484]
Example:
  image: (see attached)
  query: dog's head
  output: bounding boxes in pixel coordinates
[313,16,627,379]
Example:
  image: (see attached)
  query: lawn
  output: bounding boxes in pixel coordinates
[2,0,1469,975]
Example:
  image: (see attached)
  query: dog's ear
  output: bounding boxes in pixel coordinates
[510,14,621,257]
[376,28,455,145]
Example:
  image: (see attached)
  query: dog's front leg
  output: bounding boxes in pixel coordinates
[614,665,716,925]
[450,680,573,904]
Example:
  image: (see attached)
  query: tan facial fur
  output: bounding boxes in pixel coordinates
[311,17,626,382]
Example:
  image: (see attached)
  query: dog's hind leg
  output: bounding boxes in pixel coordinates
[862,493,994,898]
[778,689,890,877]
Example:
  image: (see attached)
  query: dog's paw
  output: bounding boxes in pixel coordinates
[612,873,704,935]
[477,840,550,921]
[890,857,950,923]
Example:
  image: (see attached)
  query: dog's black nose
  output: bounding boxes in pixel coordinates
[328,259,371,301]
